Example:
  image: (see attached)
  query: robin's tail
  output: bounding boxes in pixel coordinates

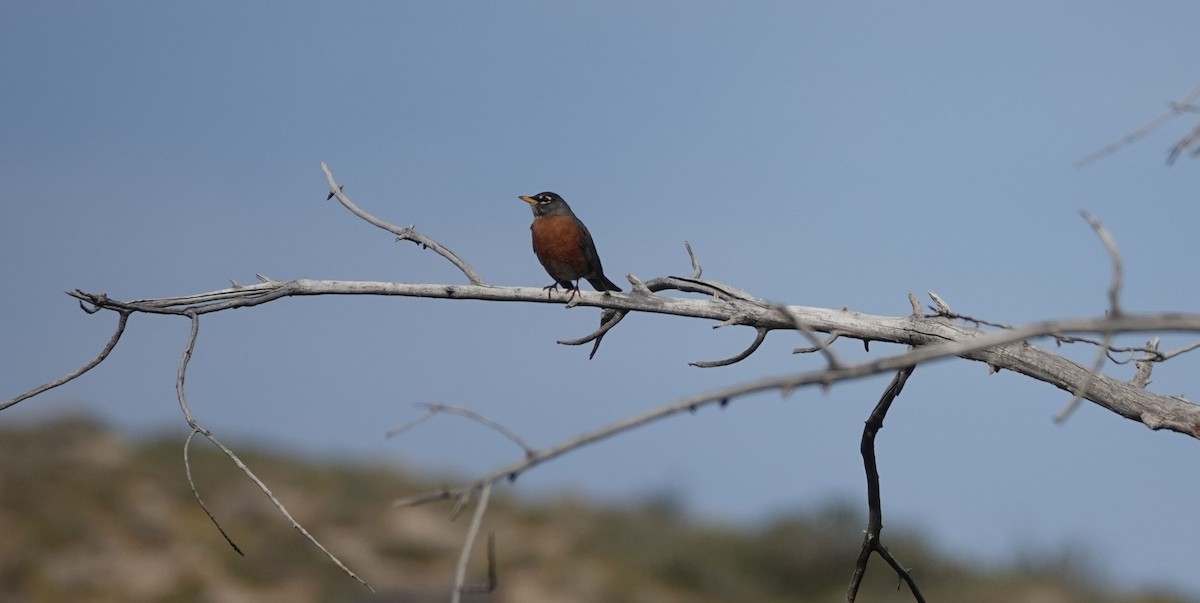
[587,273,623,292]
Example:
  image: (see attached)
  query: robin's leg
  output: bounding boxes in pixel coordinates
[542,282,560,299]
[565,280,581,302]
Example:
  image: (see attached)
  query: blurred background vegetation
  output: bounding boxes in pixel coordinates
[0,416,1188,603]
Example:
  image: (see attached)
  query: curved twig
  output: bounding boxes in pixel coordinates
[780,305,842,370]
[173,312,373,591]
[320,162,484,285]
[387,403,536,457]
[183,429,243,555]
[557,308,627,347]
[794,333,841,355]
[1,309,131,411]
[690,327,769,368]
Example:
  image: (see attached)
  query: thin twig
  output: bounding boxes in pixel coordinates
[926,291,952,315]
[387,403,536,457]
[556,307,628,360]
[1,309,131,411]
[450,482,492,603]
[183,429,243,555]
[1080,210,1123,317]
[458,532,498,595]
[173,312,373,591]
[1168,121,1200,164]
[793,332,841,355]
[1131,338,1159,389]
[690,327,770,367]
[684,240,702,278]
[1076,83,1200,167]
[780,305,843,369]
[846,366,923,603]
[320,162,484,285]
[1056,212,1123,423]
[1158,340,1200,361]
[175,311,202,426]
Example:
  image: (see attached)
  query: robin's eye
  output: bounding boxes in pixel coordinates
[539,197,550,204]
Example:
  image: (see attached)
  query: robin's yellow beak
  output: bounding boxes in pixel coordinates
[519,195,537,205]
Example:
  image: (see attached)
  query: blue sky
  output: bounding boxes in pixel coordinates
[4,2,1200,597]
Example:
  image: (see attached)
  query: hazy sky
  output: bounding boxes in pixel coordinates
[4,2,1200,597]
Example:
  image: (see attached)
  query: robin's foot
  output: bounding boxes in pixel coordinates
[566,281,582,302]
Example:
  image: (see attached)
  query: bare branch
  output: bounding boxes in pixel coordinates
[1168,120,1200,164]
[847,366,923,603]
[1076,83,1200,167]
[781,305,843,370]
[907,292,922,317]
[183,429,243,555]
[1159,340,1200,361]
[37,281,1200,437]
[684,240,702,278]
[1132,338,1160,389]
[394,312,1200,510]
[457,532,498,595]
[1080,210,1124,317]
[320,162,484,285]
[173,312,373,591]
[690,327,769,368]
[1056,212,1124,423]
[1,309,131,411]
[450,482,492,603]
[793,333,841,355]
[387,403,536,457]
[926,291,952,315]
[557,307,628,361]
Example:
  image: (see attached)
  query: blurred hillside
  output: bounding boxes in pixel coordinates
[0,416,1188,603]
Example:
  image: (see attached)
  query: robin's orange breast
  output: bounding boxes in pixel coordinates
[531,214,591,282]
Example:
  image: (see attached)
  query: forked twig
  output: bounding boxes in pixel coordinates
[183,429,243,555]
[174,312,373,591]
[1075,83,1200,167]
[846,366,924,603]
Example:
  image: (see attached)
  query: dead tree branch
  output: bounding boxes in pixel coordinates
[847,366,923,603]
[7,163,1200,599]
[1,309,131,411]
[173,312,373,591]
[35,282,1200,439]
[320,162,484,285]
[1076,83,1200,167]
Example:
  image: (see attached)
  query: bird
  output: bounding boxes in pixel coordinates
[520,191,622,299]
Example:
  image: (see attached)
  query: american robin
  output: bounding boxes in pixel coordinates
[520,192,622,298]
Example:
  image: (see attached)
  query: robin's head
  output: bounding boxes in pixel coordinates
[520,192,572,217]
